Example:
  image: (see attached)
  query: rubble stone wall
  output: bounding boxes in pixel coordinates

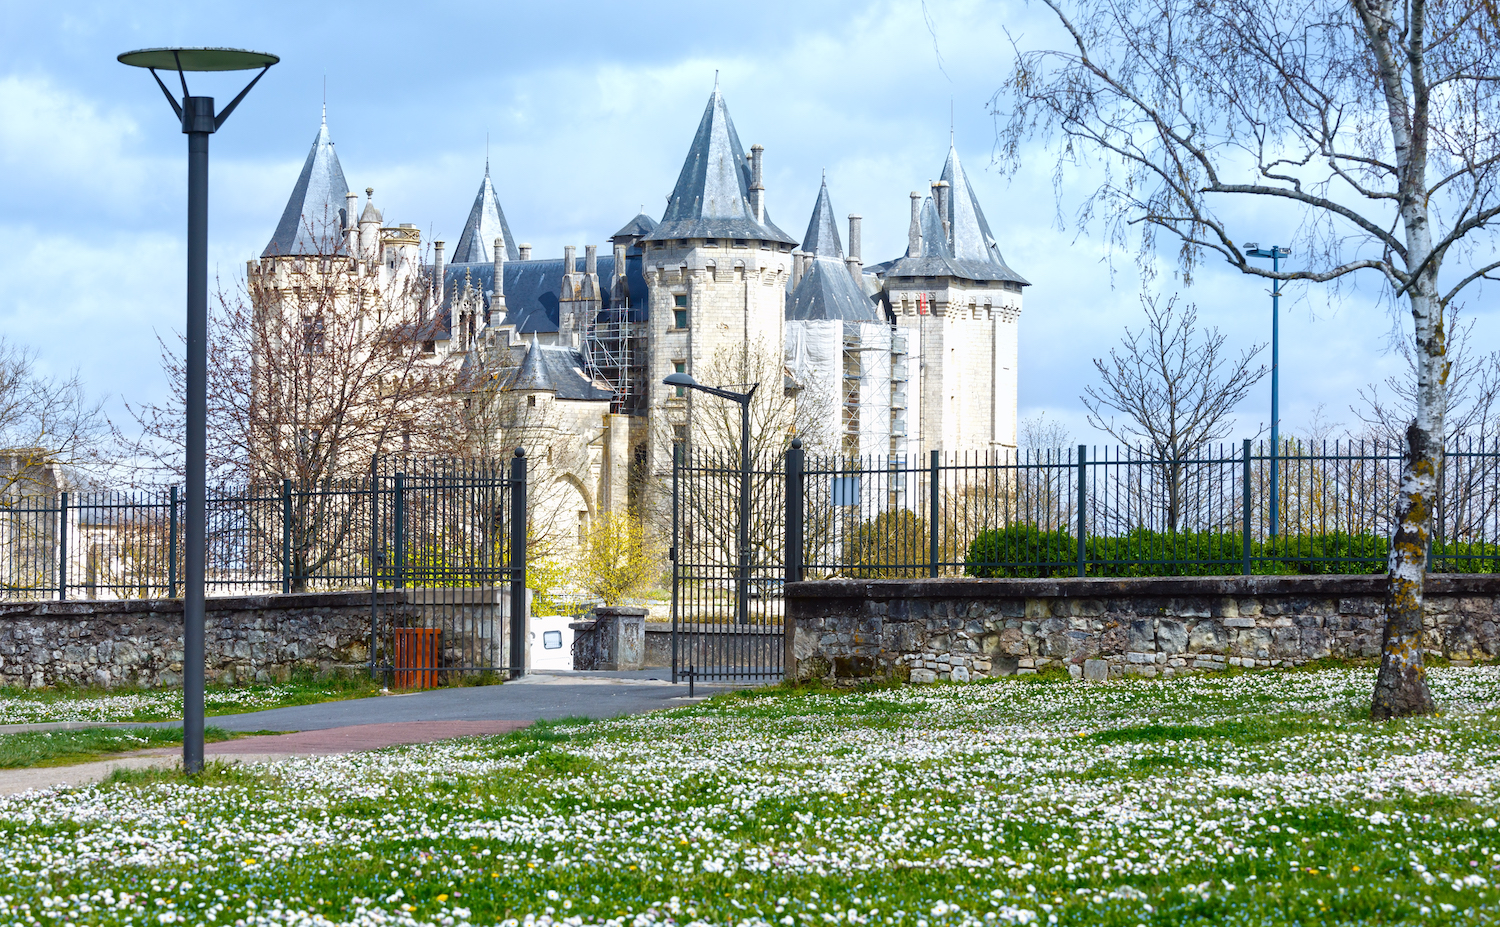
[0,592,395,689]
[786,575,1500,684]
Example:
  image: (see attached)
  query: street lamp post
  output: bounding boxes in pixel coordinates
[1244,243,1291,538]
[118,48,277,774]
[663,373,758,630]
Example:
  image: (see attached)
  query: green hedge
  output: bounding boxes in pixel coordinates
[962,528,1500,577]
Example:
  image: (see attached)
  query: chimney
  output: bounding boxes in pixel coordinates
[907,193,923,257]
[585,243,598,277]
[492,237,505,298]
[344,190,359,254]
[791,249,805,288]
[433,239,446,299]
[613,242,626,277]
[847,214,863,282]
[749,144,765,224]
[934,180,951,243]
[519,242,532,261]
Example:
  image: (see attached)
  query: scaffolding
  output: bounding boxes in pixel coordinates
[585,305,646,415]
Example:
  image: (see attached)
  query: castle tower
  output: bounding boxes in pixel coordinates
[639,86,799,469]
[261,114,350,258]
[880,143,1027,456]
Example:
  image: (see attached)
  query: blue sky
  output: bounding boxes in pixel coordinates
[0,0,1485,450]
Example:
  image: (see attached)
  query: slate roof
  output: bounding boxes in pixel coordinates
[435,254,650,334]
[641,89,797,245]
[801,178,843,259]
[449,166,519,264]
[787,258,881,322]
[263,118,351,257]
[501,340,614,401]
[880,144,1029,286]
[611,213,660,241]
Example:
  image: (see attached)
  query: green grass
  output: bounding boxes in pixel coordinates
[0,725,238,768]
[0,666,1497,926]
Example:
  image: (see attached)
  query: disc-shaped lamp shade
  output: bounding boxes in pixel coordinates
[117,47,279,71]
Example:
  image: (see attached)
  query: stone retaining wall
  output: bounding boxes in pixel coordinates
[0,592,395,688]
[786,575,1500,684]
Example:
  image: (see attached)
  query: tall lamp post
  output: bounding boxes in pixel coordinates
[1244,243,1291,538]
[663,373,758,630]
[118,48,277,774]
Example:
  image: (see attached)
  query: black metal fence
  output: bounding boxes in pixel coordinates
[783,438,1500,579]
[0,454,529,681]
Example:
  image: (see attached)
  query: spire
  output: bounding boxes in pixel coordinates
[449,165,519,264]
[641,87,796,244]
[262,118,351,257]
[941,143,1007,266]
[800,177,843,259]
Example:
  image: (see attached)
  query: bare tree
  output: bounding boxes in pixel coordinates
[1000,0,1500,717]
[1083,295,1266,530]
[0,338,110,499]
[131,228,463,589]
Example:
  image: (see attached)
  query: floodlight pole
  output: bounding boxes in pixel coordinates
[1245,244,1291,538]
[121,52,272,774]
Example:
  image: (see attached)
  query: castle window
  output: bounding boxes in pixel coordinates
[673,360,686,396]
[300,316,325,354]
[705,238,718,247]
[759,240,771,250]
[422,340,436,354]
[733,239,748,249]
[673,294,689,330]
[672,424,688,458]
[528,395,537,408]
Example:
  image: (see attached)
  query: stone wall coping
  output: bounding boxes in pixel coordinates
[0,590,396,620]
[785,573,1500,600]
[593,606,649,617]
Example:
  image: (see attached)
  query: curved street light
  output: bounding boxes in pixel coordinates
[118,47,278,774]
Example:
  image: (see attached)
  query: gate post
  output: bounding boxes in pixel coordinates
[786,438,804,585]
[368,456,379,681]
[169,485,179,599]
[509,447,528,679]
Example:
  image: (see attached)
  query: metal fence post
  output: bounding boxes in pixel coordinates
[57,491,68,601]
[929,449,940,577]
[394,473,406,590]
[281,478,292,595]
[508,447,527,679]
[1242,439,1253,575]
[1076,446,1087,577]
[786,438,804,585]
[670,444,681,684]
[169,485,179,598]
[368,457,379,680]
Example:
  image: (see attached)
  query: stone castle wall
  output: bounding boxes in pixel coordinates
[787,575,1500,684]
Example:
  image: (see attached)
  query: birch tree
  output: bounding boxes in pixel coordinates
[1000,0,1500,718]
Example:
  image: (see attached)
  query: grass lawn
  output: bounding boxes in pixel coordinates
[0,672,385,724]
[0,666,1497,926]
[0,725,238,768]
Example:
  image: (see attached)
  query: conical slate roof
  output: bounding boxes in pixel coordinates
[642,88,796,244]
[262,117,351,257]
[450,166,519,264]
[800,178,843,259]
[787,184,878,323]
[502,340,614,401]
[880,143,1028,286]
[612,213,660,241]
[940,144,1023,277]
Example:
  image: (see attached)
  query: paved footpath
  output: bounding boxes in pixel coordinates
[0,671,750,796]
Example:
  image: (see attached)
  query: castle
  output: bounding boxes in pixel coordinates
[249,87,1027,539]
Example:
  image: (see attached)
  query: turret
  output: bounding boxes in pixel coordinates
[358,188,382,262]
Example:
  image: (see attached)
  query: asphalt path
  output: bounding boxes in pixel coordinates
[201,671,750,733]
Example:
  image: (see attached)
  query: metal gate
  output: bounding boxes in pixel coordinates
[670,448,785,682]
[369,451,527,686]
